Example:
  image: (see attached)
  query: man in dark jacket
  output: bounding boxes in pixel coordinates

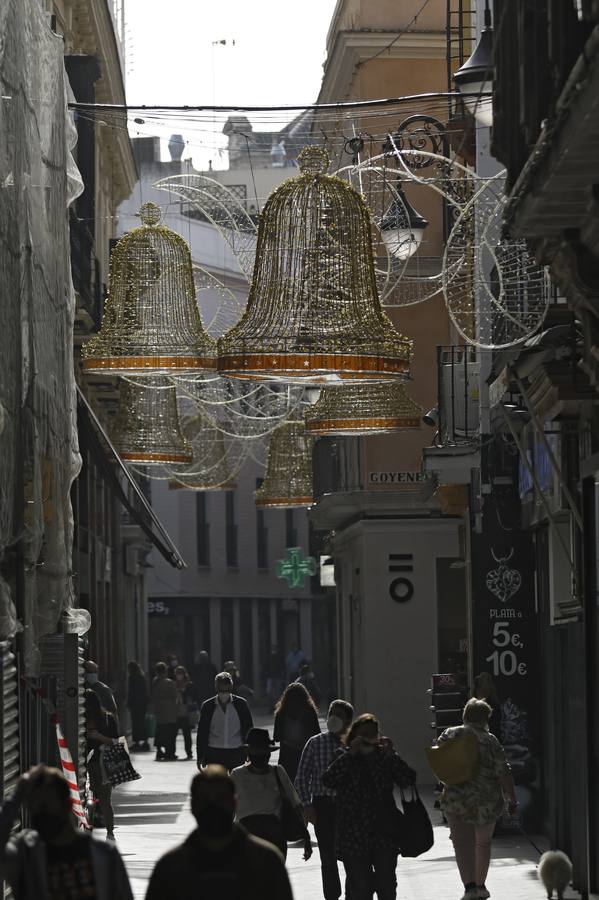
[196,672,253,771]
[0,765,133,900]
[146,766,293,900]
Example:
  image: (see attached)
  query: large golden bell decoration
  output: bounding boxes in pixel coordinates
[305,383,423,436]
[110,378,192,465]
[82,202,217,375]
[218,146,412,384]
[169,413,236,491]
[255,419,314,508]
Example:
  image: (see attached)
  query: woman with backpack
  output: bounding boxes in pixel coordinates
[438,698,517,900]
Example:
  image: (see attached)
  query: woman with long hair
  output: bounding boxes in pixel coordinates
[85,689,119,840]
[273,682,320,782]
[322,713,416,900]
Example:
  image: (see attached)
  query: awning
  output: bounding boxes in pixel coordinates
[76,386,186,569]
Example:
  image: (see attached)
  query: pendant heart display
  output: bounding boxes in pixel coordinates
[485,558,522,603]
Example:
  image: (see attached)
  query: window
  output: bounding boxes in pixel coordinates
[285,509,297,547]
[225,492,238,568]
[196,494,210,567]
[256,478,268,570]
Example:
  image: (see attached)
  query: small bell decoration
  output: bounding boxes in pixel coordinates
[82,202,216,375]
[255,419,314,508]
[218,146,412,384]
[111,378,192,465]
[169,413,236,490]
[305,383,423,436]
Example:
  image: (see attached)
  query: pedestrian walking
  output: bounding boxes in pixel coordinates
[174,665,199,760]
[85,689,119,840]
[191,650,217,706]
[196,671,253,771]
[151,661,178,761]
[322,713,416,900]
[273,682,320,782]
[437,698,517,900]
[224,659,254,703]
[295,661,322,707]
[127,660,150,752]
[0,765,133,899]
[264,646,284,710]
[85,660,119,724]
[231,727,311,861]
[285,642,306,682]
[295,699,354,900]
[145,765,293,900]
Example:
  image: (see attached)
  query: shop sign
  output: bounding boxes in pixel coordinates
[471,502,540,830]
[148,600,170,615]
[368,471,428,485]
[388,553,414,603]
[275,547,316,588]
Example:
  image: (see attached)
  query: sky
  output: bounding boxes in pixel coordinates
[124,0,339,168]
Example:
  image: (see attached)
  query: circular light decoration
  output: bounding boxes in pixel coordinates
[169,412,236,491]
[305,382,423,436]
[255,419,314,508]
[110,377,192,465]
[218,146,412,384]
[82,202,217,375]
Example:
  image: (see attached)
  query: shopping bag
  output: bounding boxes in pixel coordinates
[425,730,479,785]
[274,767,308,841]
[398,785,434,857]
[100,740,142,786]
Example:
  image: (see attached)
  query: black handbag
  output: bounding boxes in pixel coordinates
[376,795,406,844]
[398,785,434,857]
[274,767,307,842]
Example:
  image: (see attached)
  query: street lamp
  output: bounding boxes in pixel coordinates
[380,183,428,261]
[453,1,494,127]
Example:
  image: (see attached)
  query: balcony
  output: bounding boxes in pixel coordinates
[423,346,480,484]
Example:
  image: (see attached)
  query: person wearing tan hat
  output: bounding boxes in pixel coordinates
[231,728,311,862]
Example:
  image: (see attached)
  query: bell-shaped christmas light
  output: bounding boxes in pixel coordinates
[218,146,412,384]
[305,383,423,436]
[82,202,217,375]
[111,377,192,465]
[255,419,314,508]
[379,184,428,261]
[169,413,236,490]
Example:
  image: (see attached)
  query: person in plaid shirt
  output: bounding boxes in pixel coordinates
[295,699,354,900]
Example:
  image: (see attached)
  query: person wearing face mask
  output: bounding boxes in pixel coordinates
[231,728,311,861]
[322,714,417,900]
[196,672,253,771]
[295,700,354,900]
[0,764,133,900]
[145,765,293,900]
[84,660,119,728]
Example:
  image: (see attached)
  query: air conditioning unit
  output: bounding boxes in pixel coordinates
[440,351,480,438]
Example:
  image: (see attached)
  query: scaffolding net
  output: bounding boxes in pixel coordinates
[0,0,83,671]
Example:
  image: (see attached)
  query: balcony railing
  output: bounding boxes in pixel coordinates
[436,346,480,445]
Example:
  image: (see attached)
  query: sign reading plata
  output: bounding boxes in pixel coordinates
[369,471,427,484]
[276,547,316,588]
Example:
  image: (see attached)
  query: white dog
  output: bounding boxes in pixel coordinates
[538,851,572,900]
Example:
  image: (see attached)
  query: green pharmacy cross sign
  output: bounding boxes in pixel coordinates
[275,547,317,588]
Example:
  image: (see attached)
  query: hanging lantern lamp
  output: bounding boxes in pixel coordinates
[255,419,314,508]
[305,382,423,436]
[169,413,236,490]
[454,1,494,127]
[82,202,217,375]
[218,146,412,384]
[379,184,428,261]
[110,377,192,465]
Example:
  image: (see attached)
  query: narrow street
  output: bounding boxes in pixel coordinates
[107,719,564,900]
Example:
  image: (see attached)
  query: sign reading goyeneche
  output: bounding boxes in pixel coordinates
[368,471,428,485]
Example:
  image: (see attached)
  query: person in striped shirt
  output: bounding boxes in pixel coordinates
[295,699,354,900]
